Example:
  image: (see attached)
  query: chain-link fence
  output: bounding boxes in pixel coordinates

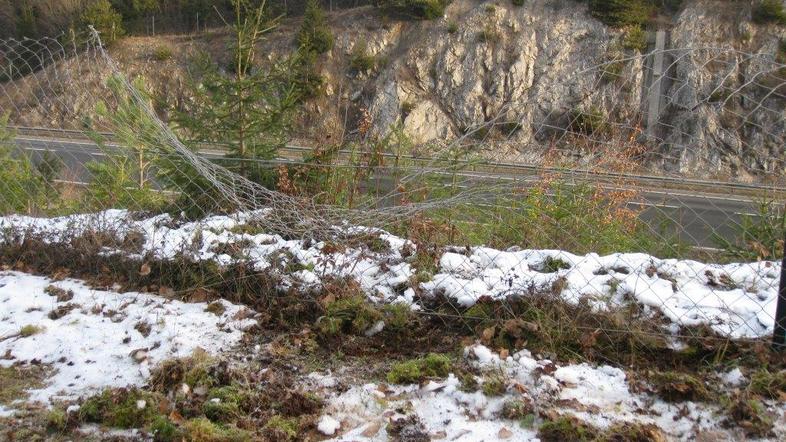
[1,30,785,364]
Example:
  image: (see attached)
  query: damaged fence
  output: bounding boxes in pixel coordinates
[1,30,786,359]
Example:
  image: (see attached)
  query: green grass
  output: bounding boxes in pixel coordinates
[0,366,46,406]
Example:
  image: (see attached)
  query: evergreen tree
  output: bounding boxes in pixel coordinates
[173,0,300,189]
[15,2,38,38]
[0,111,46,214]
[588,0,653,27]
[84,75,165,211]
[297,0,333,55]
[79,0,125,45]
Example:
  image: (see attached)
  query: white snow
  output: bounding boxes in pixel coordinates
[318,415,341,435]
[313,344,786,441]
[0,271,256,410]
[1,210,778,340]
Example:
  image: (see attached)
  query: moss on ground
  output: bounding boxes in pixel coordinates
[387,353,453,384]
[318,294,383,337]
[648,371,711,402]
[537,415,600,442]
[263,415,299,441]
[184,417,252,442]
[79,388,162,428]
[481,373,507,396]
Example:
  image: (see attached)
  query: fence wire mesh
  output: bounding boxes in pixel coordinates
[1,30,785,362]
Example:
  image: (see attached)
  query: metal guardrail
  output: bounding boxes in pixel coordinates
[11,125,786,198]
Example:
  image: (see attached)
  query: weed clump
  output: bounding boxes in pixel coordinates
[588,0,653,27]
[149,415,182,441]
[44,285,74,302]
[45,408,69,432]
[749,369,786,399]
[570,106,607,135]
[19,324,44,337]
[541,256,571,273]
[387,414,430,441]
[621,25,647,52]
[350,40,375,73]
[153,45,173,61]
[724,396,774,437]
[382,303,415,331]
[149,349,224,394]
[379,0,449,20]
[387,353,453,384]
[599,422,666,441]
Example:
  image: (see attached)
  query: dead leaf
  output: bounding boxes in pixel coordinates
[129,348,148,363]
[499,348,510,359]
[481,326,496,344]
[361,421,382,437]
[319,293,336,307]
[190,287,212,303]
[158,397,171,414]
[169,409,185,424]
[159,286,174,297]
[580,329,600,350]
[430,430,447,439]
[498,427,513,439]
[139,263,151,277]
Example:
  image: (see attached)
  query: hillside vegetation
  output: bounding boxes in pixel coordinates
[2,0,785,179]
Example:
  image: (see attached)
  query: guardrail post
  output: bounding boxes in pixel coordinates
[774,227,786,351]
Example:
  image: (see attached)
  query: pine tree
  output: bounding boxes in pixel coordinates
[173,0,300,189]
[15,2,38,38]
[588,0,652,27]
[84,75,165,211]
[0,111,46,214]
[79,0,125,45]
[297,0,333,55]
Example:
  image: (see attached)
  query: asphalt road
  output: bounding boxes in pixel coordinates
[14,135,771,249]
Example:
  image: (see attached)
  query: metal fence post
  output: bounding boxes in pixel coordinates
[774,228,786,350]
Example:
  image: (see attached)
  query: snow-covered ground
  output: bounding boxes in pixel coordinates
[313,345,786,441]
[1,210,778,339]
[0,210,784,440]
[0,271,256,414]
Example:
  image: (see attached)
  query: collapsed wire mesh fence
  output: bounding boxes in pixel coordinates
[1,30,785,359]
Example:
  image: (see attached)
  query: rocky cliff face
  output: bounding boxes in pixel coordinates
[660,1,786,177]
[317,0,785,178]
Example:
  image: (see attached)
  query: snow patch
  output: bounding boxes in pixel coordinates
[0,271,255,407]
